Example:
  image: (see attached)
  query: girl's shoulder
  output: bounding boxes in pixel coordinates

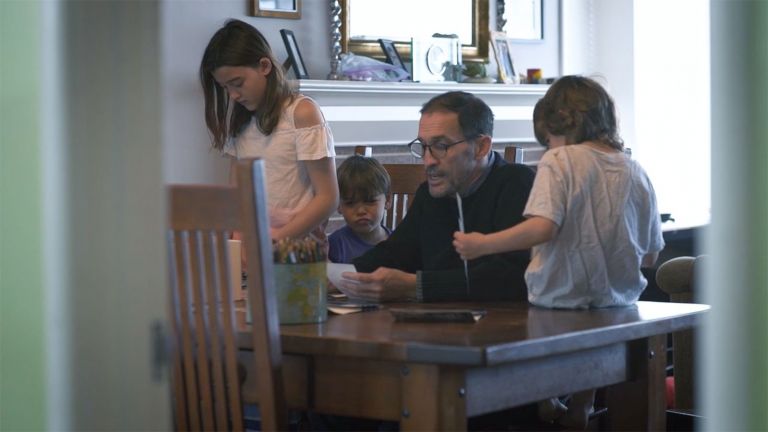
[289,95,324,129]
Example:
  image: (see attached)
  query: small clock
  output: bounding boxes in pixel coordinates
[425,45,448,76]
[411,36,460,83]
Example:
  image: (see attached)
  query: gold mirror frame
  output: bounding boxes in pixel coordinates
[251,0,302,19]
[340,0,489,62]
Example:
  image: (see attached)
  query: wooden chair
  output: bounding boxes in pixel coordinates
[351,145,425,230]
[504,145,523,164]
[382,163,425,231]
[167,159,287,431]
[656,255,706,411]
[353,145,372,157]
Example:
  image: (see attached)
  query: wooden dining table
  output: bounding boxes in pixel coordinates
[238,301,709,431]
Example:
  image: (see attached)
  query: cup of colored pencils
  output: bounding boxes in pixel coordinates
[272,237,328,324]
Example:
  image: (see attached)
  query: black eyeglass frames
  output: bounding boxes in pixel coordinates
[407,136,476,159]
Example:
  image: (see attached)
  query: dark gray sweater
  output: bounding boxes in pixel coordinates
[354,152,535,302]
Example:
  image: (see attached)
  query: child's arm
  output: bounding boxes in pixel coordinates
[642,251,659,268]
[272,98,339,240]
[453,216,557,260]
[272,157,338,239]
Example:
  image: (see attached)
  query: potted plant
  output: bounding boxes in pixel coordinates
[462,61,495,83]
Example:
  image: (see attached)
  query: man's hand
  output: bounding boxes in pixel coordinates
[452,231,490,260]
[338,267,418,303]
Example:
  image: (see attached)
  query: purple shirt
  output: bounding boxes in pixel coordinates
[328,225,392,264]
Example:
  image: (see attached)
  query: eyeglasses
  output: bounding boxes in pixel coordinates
[408,136,475,159]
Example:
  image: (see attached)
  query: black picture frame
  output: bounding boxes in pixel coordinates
[378,38,410,80]
[280,29,309,79]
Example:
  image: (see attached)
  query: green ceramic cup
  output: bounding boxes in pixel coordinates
[273,262,328,324]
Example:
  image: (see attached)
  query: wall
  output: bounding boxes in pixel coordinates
[704,2,768,428]
[561,0,635,157]
[0,1,46,428]
[160,0,559,184]
[161,0,331,184]
[560,0,710,230]
[3,1,172,429]
[634,0,710,228]
[497,0,561,79]
[61,2,171,427]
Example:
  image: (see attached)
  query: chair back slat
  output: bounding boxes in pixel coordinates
[167,159,287,431]
[353,145,372,156]
[201,231,230,431]
[236,160,287,432]
[382,163,425,231]
[212,230,244,431]
[188,231,216,431]
[171,231,204,431]
[168,232,190,431]
[504,146,521,163]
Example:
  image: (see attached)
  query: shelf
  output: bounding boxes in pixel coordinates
[297,79,549,97]
[294,79,547,148]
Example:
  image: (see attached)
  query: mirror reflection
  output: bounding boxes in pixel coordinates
[341,0,489,61]
[252,0,301,19]
[502,0,543,40]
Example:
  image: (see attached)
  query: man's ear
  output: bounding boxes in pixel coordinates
[474,135,493,160]
[384,196,392,210]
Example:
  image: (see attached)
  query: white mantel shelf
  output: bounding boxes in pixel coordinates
[297,79,550,97]
[294,79,548,149]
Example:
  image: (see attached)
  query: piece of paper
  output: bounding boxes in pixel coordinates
[456,193,469,292]
[328,306,363,315]
[326,262,360,298]
[328,301,380,315]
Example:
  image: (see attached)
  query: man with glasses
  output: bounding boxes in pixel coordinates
[340,91,535,302]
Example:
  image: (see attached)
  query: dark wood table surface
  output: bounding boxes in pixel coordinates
[239,301,709,431]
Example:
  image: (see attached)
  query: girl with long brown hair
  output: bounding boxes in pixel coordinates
[200,19,338,241]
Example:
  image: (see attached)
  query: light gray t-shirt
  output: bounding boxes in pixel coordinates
[523,145,665,308]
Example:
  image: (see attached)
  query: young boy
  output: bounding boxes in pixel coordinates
[453,76,665,429]
[328,155,392,264]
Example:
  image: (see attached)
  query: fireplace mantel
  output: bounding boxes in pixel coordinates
[297,80,548,160]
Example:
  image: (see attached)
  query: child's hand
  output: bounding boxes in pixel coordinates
[453,231,489,260]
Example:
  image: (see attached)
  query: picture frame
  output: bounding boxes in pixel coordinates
[490,31,517,84]
[251,0,301,19]
[279,29,309,79]
[378,39,410,80]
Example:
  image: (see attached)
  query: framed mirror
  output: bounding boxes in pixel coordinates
[251,0,301,19]
[340,0,489,62]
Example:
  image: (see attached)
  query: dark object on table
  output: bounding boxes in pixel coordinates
[390,308,486,323]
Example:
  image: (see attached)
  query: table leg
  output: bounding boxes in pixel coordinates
[605,334,667,431]
[400,364,466,431]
